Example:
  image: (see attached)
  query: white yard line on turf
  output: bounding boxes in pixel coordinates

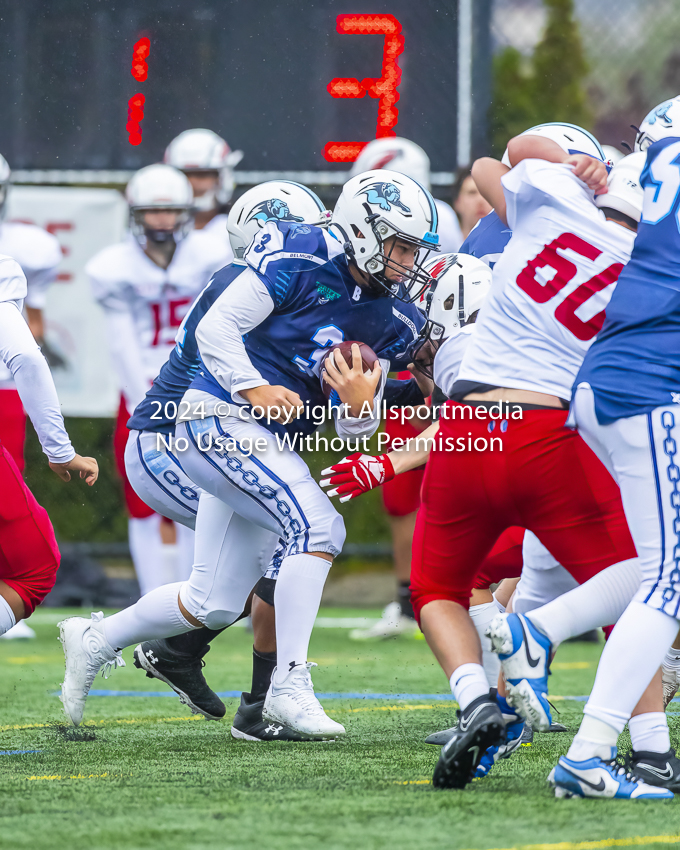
[466,836,680,850]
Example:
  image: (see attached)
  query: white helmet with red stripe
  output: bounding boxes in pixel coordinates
[164,128,244,208]
[348,137,431,189]
[422,252,492,340]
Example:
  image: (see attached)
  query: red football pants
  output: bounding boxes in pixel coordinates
[114,396,155,519]
[0,388,27,472]
[410,404,636,620]
[0,439,60,615]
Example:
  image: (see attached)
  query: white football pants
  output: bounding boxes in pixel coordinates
[172,400,345,628]
[572,383,680,730]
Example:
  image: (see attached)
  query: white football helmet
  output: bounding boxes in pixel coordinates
[595,151,645,223]
[501,122,605,166]
[126,164,194,245]
[634,97,680,151]
[164,128,244,209]
[409,252,492,377]
[330,169,439,303]
[0,153,10,219]
[227,181,332,259]
[348,137,431,189]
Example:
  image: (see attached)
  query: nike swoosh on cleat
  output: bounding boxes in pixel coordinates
[638,762,673,780]
[562,768,605,792]
[518,618,540,668]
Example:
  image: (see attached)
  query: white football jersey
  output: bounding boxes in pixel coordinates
[0,221,61,309]
[457,161,636,400]
[0,253,27,305]
[434,199,463,254]
[433,324,475,397]
[199,213,234,259]
[88,230,231,402]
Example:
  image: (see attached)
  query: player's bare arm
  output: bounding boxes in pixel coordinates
[239,384,304,424]
[322,343,382,417]
[470,158,511,223]
[49,453,99,486]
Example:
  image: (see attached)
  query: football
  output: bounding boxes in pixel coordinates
[319,340,379,400]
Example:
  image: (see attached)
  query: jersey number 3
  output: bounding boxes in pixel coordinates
[516,232,623,341]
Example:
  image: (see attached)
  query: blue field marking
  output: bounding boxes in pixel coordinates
[0,749,42,755]
[83,690,601,701]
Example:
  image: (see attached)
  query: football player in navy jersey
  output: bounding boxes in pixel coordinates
[58,169,438,739]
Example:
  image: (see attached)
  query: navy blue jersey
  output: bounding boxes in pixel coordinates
[460,211,513,268]
[576,137,680,423]
[128,263,245,434]
[191,221,425,438]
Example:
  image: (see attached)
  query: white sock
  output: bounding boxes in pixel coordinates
[450,662,490,711]
[129,515,169,596]
[101,581,197,651]
[491,593,505,614]
[585,602,680,732]
[273,553,331,680]
[174,523,195,582]
[663,648,680,671]
[0,595,16,636]
[629,712,671,754]
[469,601,501,687]
[567,715,618,762]
[527,558,641,646]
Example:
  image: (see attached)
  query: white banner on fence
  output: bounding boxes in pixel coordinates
[5,186,128,417]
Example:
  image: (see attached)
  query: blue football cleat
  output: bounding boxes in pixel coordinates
[549,751,674,799]
[475,715,531,777]
[486,613,553,731]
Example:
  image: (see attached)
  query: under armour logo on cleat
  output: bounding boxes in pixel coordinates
[145,650,159,664]
[265,724,283,736]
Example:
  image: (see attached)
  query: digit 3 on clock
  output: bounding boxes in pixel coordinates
[319,341,379,401]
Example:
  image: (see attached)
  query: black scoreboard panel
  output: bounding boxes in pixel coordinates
[0,0,490,172]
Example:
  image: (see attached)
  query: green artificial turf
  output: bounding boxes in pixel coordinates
[1,609,680,850]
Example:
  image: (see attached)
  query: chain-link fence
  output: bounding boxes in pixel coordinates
[492,0,680,151]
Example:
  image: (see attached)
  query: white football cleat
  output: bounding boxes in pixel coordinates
[662,660,680,709]
[350,601,418,640]
[58,612,125,726]
[0,619,36,639]
[263,662,345,739]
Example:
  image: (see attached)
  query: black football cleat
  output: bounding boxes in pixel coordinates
[628,748,680,792]
[432,692,506,789]
[133,640,226,720]
[231,692,311,741]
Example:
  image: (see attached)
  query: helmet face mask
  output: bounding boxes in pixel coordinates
[408,252,493,378]
[126,164,194,248]
[358,220,438,302]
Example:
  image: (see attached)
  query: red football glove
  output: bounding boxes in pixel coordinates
[320,452,395,502]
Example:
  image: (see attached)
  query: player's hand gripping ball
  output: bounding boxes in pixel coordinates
[319,341,380,403]
[320,452,395,502]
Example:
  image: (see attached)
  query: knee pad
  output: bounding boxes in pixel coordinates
[178,582,242,630]
[298,508,346,558]
[254,576,276,607]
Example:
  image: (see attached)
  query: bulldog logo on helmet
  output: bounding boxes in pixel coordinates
[358,182,411,215]
[645,101,675,127]
[246,198,305,225]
